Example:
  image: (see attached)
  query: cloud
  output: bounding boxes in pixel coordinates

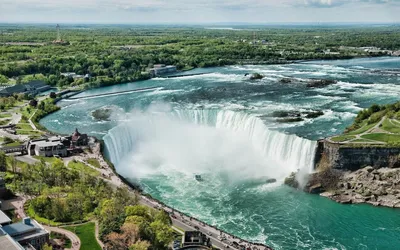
[0,0,399,23]
[301,0,399,7]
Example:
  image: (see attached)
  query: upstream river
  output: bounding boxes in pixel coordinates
[41,57,400,249]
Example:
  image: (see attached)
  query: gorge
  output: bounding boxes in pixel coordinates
[40,57,400,249]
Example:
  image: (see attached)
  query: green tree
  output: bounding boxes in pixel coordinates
[0,151,6,172]
[0,74,8,83]
[150,220,174,249]
[129,240,151,250]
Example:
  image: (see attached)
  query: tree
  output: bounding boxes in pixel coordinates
[0,74,8,83]
[125,205,150,219]
[105,232,126,250]
[129,240,151,250]
[49,92,57,99]
[29,99,38,107]
[121,222,140,246]
[0,151,6,172]
[150,220,174,249]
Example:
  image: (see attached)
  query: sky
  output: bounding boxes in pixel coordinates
[0,0,400,24]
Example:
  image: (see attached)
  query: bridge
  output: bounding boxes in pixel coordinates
[66,86,161,100]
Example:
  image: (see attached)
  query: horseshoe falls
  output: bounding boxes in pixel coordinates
[41,57,400,250]
[103,109,316,183]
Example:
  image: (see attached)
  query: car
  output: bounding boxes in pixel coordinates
[194,225,200,230]
[207,231,212,236]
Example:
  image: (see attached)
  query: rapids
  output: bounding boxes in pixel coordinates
[41,57,400,249]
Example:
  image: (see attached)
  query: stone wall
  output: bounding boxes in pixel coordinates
[315,140,400,171]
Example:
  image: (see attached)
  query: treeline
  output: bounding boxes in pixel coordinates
[3,157,174,250]
[1,25,398,90]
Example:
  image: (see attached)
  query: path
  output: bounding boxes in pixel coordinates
[44,225,81,250]
[94,220,105,249]
[327,116,388,145]
[28,109,38,131]
[11,194,81,250]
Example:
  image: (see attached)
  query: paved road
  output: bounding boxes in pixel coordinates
[140,197,270,250]
[44,225,81,250]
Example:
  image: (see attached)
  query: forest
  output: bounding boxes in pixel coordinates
[0,154,174,250]
[1,24,399,89]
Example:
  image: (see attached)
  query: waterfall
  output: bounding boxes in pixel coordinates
[104,109,317,181]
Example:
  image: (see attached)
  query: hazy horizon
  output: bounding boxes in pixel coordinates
[1,0,400,24]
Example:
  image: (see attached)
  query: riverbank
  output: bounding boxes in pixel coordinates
[286,166,400,208]
[93,139,273,250]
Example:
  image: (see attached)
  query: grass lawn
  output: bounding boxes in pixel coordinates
[64,222,101,250]
[330,135,356,142]
[86,158,101,168]
[16,129,43,136]
[350,139,380,143]
[346,121,377,135]
[0,119,11,126]
[33,156,60,164]
[0,113,12,118]
[381,119,400,133]
[361,133,400,143]
[4,141,22,147]
[16,123,33,130]
[68,161,100,177]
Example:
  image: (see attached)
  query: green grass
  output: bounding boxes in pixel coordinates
[0,119,11,126]
[16,123,33,130]
[25,201,61,226]
[381,119,400,133]
[361,133,400,143]
[33,156,60,164]
[350,139,380,143]
[0,113,12,118]
[346,121,377,135]
[86,158,101,168]
[330,135,356,142]
[4,141,21,147]
[16,129,43,136]
[64,222,101,250]
[68,161,100,177]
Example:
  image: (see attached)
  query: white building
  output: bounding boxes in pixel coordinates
[27,138,68,157]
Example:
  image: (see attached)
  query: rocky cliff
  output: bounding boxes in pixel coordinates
[314,140,400,171]
[284,139,400,208]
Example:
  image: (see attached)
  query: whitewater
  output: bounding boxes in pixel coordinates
[41,57,400,249]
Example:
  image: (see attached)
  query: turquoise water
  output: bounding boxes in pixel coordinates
[41,57,400,249]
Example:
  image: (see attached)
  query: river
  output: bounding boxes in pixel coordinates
[41,57,400,249]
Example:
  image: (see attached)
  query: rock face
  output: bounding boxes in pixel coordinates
[319,167,400,208]
[286,167,400,208]
[314,140,400,171]
[91,107,112,121]
[286,139,400,208]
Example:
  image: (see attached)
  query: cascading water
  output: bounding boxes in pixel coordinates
[104,108,317,184]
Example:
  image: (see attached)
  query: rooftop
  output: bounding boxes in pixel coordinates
[0,210,11,225]
[0,229,24,250]
[2,218,48,242]
[25,80,47,89]
[31,140,64,147]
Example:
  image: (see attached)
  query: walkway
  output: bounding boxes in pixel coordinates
[326,116,388,145]
[11,194,81,250]
[44,225,81,250]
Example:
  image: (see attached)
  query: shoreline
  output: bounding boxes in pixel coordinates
[97,141,272,249]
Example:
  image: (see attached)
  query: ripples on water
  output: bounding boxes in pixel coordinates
[41,57,400,249]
